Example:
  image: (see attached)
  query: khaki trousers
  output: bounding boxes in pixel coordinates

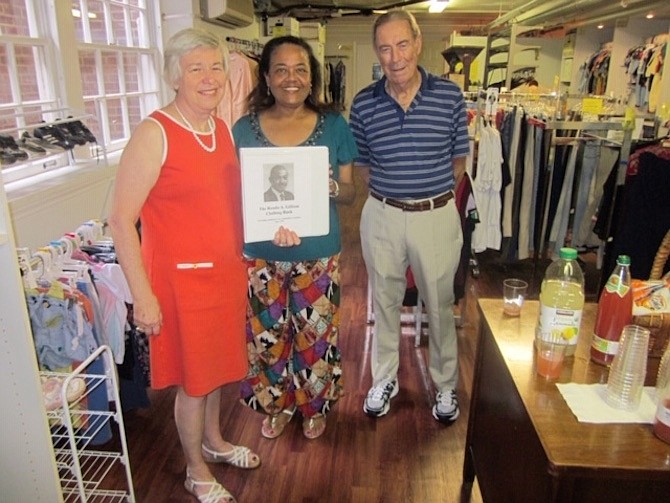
[360,194,463,391]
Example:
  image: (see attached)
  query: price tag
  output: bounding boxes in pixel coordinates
[485,88,499,116]
[581,97,603,116]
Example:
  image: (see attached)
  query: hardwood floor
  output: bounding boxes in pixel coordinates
[117,172,498,502]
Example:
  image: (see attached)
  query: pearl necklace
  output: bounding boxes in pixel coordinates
[174,103,216,153]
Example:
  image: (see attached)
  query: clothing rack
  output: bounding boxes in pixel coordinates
[225,36,264,57]
[17,219,106,289]
[532,119,633,291]
[13,217,135,501]
[472,92,634,293]
[472,89,635,287]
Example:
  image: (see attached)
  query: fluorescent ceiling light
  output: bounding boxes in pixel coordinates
[429,1,449,14]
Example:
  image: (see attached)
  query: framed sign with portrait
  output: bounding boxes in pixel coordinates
[239,146,330,243]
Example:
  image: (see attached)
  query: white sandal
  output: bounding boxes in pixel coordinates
[184,470,236,503]
[261,407,296,439]
[201,443,260,469]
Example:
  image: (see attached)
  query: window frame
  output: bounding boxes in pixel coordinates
[1,0,164,184]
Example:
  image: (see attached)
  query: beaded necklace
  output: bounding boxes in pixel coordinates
[249,112,325,147]
[174,103,216,153]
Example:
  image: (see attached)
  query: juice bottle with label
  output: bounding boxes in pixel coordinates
[536,248,585,356]
[590,255,632,366]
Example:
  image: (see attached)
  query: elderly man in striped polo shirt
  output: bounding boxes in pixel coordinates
[350,9,469,424]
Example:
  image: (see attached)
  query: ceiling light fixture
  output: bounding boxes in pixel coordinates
[428,1,449,14]
[597,24,604,29]
[646,13,655,19]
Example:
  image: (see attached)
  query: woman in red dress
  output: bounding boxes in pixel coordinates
[109,28,258,503]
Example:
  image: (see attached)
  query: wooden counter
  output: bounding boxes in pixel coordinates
[461,298,670,503]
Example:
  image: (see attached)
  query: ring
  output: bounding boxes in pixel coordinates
[136,326,144,333]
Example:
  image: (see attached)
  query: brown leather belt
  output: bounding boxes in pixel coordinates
[370,191,454,212]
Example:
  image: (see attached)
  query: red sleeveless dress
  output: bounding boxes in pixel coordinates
[140,110,247,396]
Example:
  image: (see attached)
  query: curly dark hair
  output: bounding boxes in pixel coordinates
[247,35,338,114]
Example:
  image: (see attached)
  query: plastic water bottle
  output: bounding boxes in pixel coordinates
[536,247,585,356]
[590,255,633,366]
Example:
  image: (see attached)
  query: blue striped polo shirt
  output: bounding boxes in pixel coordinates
[349,67,470,198]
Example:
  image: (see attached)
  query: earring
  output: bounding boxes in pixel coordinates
[267,86,271,96]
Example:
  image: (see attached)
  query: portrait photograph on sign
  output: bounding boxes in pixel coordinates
[239,146,330,243]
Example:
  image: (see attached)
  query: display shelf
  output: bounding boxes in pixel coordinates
[488,45,510,56]
[483,24,542,89]
[42,345,135,502]
[1,108,105,185]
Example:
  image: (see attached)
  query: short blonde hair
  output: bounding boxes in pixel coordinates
[163,28,229,89]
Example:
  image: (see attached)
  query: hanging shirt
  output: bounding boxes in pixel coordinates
[216,52,257,128]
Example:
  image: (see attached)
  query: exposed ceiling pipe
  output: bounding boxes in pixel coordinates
[512,0,607,26]
[516,0,651,27]
[487,0,657,31]
[487,0,548,29]
[555,2,670,31]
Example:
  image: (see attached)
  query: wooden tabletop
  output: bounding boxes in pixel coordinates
[477,298,670,479]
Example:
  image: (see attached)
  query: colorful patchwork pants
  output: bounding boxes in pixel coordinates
[239,254,343,419]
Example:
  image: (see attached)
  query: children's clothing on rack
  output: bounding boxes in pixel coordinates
[21,220,150,414]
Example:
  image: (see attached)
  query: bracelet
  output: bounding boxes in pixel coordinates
[329,179,340,198]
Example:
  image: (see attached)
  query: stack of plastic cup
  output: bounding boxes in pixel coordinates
[605,325,650,410]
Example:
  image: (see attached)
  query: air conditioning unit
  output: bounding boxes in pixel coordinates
[200,0,255,29]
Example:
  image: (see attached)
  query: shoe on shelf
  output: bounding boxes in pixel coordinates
[432,389,460,424]
[302,414,326,439]
[184,470,236,503]
[22,131,63,152]
[261,407,296,439]
[54,119,87,146]
[0,135,29,161]
[0,149,17,166]
[33,123,74,150]
[77,121,97,143]
[201,443,260,469]
[19,131,47,156]
[64,116,97,144]
[363,378,399,418]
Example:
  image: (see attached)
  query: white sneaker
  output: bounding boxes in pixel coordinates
[363,379,399,417]
[432,389,460,424]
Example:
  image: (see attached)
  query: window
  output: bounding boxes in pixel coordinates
[0,1,60,140]
[72,0,161,151]
[0,0,162,183]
